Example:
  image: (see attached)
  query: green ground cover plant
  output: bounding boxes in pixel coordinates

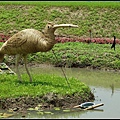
[0,1,119,38]
[27,42,120,70]
[0,73,91,98]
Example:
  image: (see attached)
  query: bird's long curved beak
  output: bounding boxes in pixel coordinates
[53,24,78,29]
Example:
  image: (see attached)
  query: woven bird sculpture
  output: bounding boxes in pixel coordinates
[0,22,78,82]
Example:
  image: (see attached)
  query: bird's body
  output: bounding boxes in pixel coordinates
[0,29,55,55]
[111,36,116,51]
[0,22,78,82]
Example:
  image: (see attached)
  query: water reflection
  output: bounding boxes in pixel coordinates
[4,65,120,118]
[110,83,114,96]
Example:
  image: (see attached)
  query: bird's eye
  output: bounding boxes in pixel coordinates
[48,26,50,28]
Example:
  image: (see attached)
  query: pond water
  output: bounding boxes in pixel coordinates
[2,64,120,118]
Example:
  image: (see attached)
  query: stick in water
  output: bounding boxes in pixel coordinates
[52,49,71,88]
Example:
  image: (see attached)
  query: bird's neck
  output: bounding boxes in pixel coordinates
[37,31,56,52]
[45,33,56,50]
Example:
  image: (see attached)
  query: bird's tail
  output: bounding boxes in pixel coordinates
[0,52,4,63]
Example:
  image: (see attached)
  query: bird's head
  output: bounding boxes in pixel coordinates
[43,22,55,33]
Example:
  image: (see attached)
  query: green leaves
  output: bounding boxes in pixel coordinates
[0,73,91,98]
[0,2,119,38]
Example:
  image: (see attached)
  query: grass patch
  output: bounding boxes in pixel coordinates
[0,73,91,99]
[0,1,119,38]
[25,42,120,69]
[0,1,120,7]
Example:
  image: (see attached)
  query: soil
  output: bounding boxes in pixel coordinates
[0,91,94,113]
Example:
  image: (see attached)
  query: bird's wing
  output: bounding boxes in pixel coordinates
[6,32,27,47]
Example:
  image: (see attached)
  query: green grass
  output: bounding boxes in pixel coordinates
[0,1,120,7]
[0,1,119,38]
[25,42,120,70]
[0,73,90,99]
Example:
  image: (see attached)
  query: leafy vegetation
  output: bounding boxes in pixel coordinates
[0,73,91,99]
[29,42,120,70]
[0,1,119,38]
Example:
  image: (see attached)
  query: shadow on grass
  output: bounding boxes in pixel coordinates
[15,80,69,89]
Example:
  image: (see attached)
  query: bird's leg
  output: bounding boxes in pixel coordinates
[16,54,22,82]
[23,55,32,82]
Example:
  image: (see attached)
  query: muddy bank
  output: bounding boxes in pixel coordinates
[0,92,94,112]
